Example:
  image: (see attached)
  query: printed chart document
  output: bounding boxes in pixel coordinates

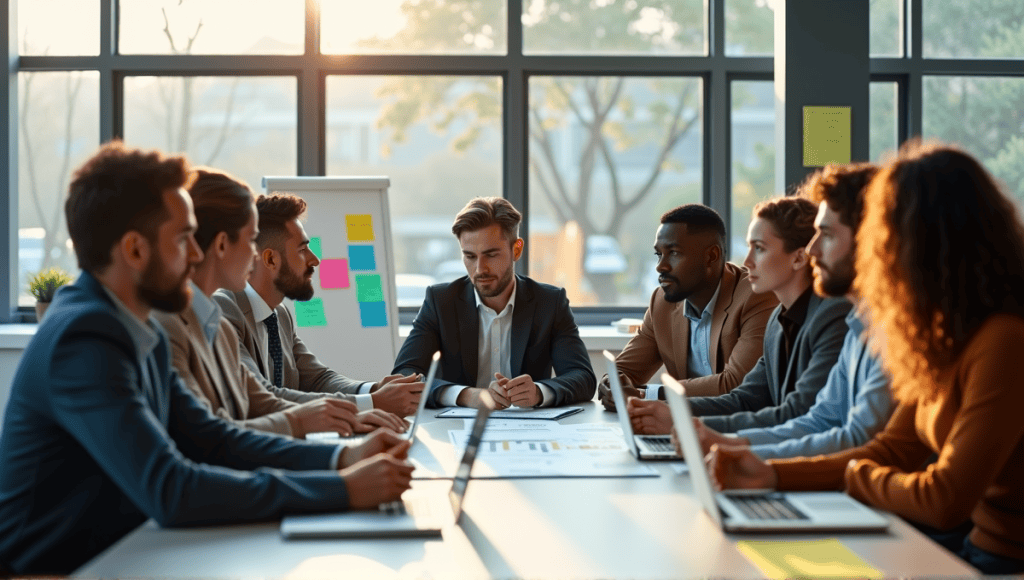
[436,406,584,420]
[448,422,658,478]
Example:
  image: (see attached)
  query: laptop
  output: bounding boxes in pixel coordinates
[280,390,495,539]
[603,350,680,460]
[663,374,890,533]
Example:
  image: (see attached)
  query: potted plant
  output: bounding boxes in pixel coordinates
[28,267,73,321]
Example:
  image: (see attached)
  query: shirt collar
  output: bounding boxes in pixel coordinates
[245,282,275,324]
[684,280,722,322]
[778,286,814,328]
[189,281,222,345]
[100,284,160,363]
[474,275,517,316]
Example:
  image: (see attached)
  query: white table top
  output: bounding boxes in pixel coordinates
[74,402,980,579]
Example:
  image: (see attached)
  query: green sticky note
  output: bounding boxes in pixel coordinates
[308,237,322,259]
[355,274,384,303]
[803,106,851,167]
[294,298,328,327]
[736,539,883,579]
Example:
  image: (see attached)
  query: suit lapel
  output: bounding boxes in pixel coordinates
[708,265,739,371]
[510,277,532,377]
[458,281,479,384]
[235,290,268,377]
[779,293,821,399]
[671,300,690,378]
[183,308,239,418]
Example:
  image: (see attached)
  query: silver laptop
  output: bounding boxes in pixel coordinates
[663,374,889,533]
[280,389,494,539]
[603,351,680,460]
[400,351,440,441]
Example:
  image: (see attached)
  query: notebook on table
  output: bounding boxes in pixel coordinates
[280,375,493,539]
[663,374,889,533]
[603,350,680,460]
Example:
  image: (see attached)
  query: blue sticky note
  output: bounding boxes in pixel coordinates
[359,301,388,327]
[349,245,376,271]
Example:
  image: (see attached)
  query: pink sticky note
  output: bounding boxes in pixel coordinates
[319,258,350,289]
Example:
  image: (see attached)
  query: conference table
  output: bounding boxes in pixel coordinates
[74,402,979,579]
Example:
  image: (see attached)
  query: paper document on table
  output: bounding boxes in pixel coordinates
[448,422,657,478]
[736,539,883,579]
[436,406,583,420]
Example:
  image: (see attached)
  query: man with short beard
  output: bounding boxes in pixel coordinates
[0,142,414,576]
[393,197,596,409]
[215,193,424,418]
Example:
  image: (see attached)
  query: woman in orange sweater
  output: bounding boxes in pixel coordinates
[705,140,1024,574]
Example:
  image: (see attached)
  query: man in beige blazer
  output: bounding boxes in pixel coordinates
[600,204,777,407]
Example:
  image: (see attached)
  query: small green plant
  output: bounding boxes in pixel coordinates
[28,267,73,303]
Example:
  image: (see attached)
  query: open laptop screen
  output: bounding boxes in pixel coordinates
[448,392,494,522]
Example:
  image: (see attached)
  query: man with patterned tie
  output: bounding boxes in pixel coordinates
[215,193,425,418]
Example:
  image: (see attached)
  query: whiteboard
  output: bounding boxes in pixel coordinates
[262,176,400,381]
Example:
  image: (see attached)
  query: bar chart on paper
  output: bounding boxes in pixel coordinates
[449,421,657,478]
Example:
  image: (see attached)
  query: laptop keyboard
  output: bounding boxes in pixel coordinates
[729,494,809,521]
[641,436,675,453]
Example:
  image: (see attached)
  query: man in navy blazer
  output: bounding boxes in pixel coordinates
[393,197,595,409]
[0,143,413,576]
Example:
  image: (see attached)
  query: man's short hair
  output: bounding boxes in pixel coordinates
[65,140,193,274]
[799,163,878,231]
[660,204,727,244]
[451,197,522,244]
[255,192,307,251]
[188,168,256,252]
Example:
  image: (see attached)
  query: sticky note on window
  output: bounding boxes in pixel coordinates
[308,237,322,260]
[355,274,384,302]
[346,214,375,241]
[803,106,851,167]
[359,301,388,327]
[348,245,376,271]
[319,258,349,289]
[736,539,883,579]
[294,298,328,328]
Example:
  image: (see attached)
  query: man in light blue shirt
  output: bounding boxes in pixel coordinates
[694,163,895,460]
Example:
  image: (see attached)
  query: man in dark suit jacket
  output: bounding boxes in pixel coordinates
[0,143,413,576]
[392,197,595,409]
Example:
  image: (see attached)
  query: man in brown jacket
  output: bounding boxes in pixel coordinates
[599,204,777,408]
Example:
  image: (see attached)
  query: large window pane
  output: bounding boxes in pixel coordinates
[124,76,298,193]
[120,0,304,55]
[725,0,774,56]
[731,81,776,264]
[528,77,703,306]
[870,0,901,57]
[322,0,506,55]
[924,76,1024,205]
[523,0,705,55]
[870,82,898,162]
[17,0,99,56]
[18,72,99,306]
[326,75,502,307]
[923,0,1024,58]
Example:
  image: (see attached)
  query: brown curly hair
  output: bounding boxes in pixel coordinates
[854,139,1024,402]
[752,196,818,252]
[799,162,878,232]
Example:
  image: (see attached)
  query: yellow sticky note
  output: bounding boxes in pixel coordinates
[346,214,375,242]
[736,539,883,580]
[803,106,851,167]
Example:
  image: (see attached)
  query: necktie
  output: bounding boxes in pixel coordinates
[264,312,284,388]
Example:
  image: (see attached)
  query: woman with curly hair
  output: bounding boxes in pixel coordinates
[704,140,1024,574]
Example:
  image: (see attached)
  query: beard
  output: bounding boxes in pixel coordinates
[275,259,315,301]
[139,253,192,313]
[473,264,515,299]
[811,254,856,297]
[659,275,692,304]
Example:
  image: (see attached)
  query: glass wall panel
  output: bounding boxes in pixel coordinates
[326,75,502,307]
[923,0,1024,58]
[869,0,901,57]
[527,76,703,306]
[725,0,774,56]
[17,0,99,56]
[731,80,776,264]
[924,76,1024,205]
[119,0,304,55]
[17,71,99,306]
[523,0,705,55]
[123,76,298,194]
[870,81,898,162]
[322,0,506,55]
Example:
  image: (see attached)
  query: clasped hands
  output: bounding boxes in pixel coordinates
[457,373,541,409]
